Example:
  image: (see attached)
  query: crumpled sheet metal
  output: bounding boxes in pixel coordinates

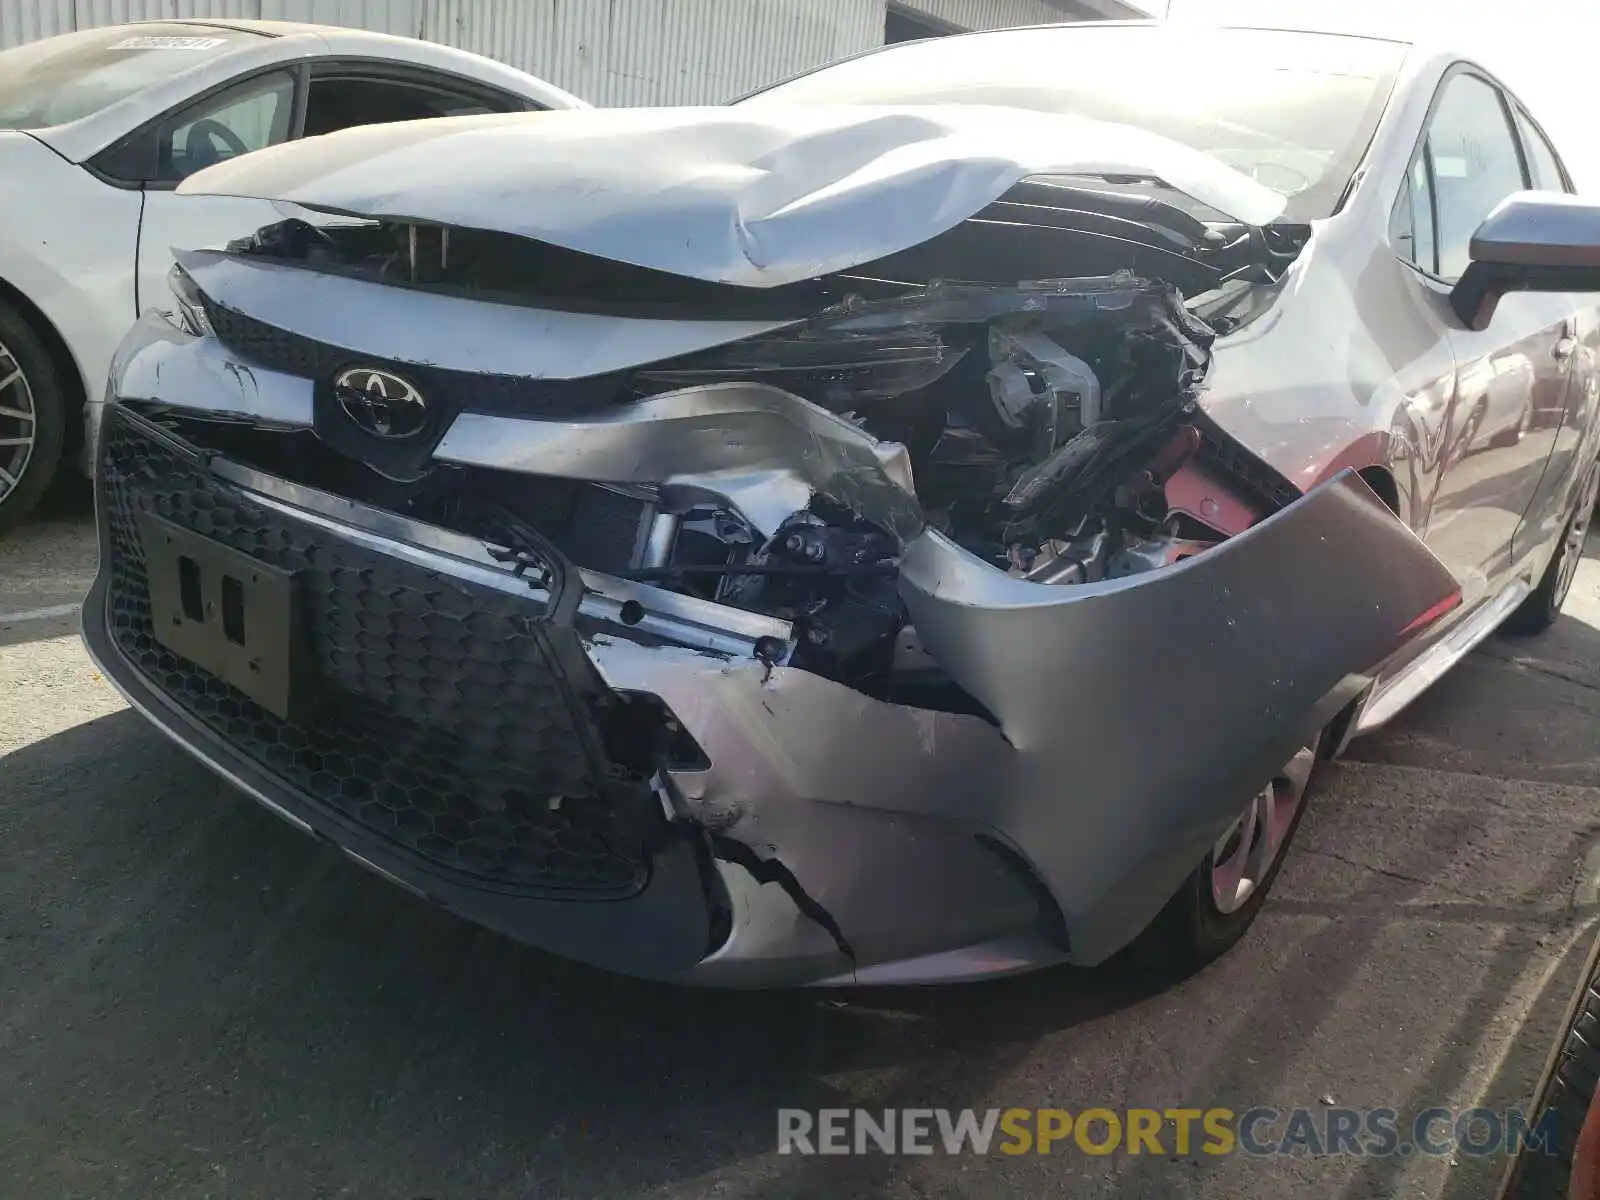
[176,104,1286,288]
[584,636,1031,983]
[108,313,314,427]
[177,250,794,380]
[590,472,1462,970]
[434,382,925,542]
[894,469,1460,957]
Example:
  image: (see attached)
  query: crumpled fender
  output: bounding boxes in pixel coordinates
[585,473,1460,973]
[897,469,1460,959]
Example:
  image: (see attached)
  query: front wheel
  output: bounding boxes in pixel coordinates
[1128,738,1321,979]
[0,301,66,537]
[1502,455,1600,637]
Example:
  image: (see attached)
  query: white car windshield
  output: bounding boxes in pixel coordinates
[737,25,1407,222]
[0,24,264,131]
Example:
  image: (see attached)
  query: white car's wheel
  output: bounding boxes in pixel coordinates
[0,302,65,536]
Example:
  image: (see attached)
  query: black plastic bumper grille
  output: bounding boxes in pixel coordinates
[202,297,623,418]
[98,407,654,898]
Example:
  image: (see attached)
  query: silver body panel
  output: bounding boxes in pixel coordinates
[175,103,1286,286]
[178,250,798,380]
[79,433,1457,983]
[435,383,925,543]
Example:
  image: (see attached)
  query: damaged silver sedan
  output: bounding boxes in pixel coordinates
[83,24,1600,985]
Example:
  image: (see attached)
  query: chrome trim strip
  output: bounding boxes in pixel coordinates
[642,512,678,569]
[343,848,427,898]
[586,568,789,649]
[1355,577,1531,733]
[205,456,793,658]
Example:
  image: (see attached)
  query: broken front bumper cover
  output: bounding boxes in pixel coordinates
[83,404,1460,986]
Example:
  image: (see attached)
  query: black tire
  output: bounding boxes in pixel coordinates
[1502,456,1600,638]
[1126,732,1326,981]
[1499,932,1600,1198]
[0,299,67,537]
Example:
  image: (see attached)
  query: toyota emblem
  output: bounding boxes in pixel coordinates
[334,367,428,439]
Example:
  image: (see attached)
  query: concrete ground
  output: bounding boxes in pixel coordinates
[3,479,1599,1199]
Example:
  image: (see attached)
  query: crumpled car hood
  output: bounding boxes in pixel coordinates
[177,104,1287,288]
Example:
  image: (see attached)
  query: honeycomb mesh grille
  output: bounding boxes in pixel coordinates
[99,407,653,897]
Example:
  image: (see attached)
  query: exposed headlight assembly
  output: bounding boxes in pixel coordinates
[629,273,1156,416]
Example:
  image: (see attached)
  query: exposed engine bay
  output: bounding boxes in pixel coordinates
[141,196,1307,709]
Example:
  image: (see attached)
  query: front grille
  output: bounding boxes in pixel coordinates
[202,298,625,418]
[99,406,655,898]
[1194,424,1301,515]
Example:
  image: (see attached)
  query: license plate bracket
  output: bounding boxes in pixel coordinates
[136,511,306,722]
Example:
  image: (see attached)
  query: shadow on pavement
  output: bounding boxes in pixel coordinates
[0,708,1172,1197]
[4,513,1600,1196]
[1343,532,1600,789]
[0,472,95,649]
[9,695,1592,1197]
[29,468,93,521]
[0,607,82,649]
[1436,924,1598,1200]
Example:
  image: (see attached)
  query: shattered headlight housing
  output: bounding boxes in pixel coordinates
[629,273,1213,559]
[630,273,1160,417]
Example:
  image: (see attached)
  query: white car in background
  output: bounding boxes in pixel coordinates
[0,18,585,533]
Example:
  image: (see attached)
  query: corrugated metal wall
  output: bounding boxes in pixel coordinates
[0,0,1136,104]
[0,0,70,45]
[0,0,434,45]
[896,0,1110,29]
[419,0,880,105]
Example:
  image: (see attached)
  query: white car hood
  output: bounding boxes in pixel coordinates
[178,104,1287,289]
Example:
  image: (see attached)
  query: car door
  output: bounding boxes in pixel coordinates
[1401,69,1575,604]
[1506,102,1598,566]
[130,68,298,318]
[131,63,529,322]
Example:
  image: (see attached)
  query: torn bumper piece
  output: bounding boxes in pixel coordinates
[83,406,1457,986]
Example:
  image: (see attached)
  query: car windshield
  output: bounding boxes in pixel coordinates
[0,24,263,131]
[736,25,1408,222]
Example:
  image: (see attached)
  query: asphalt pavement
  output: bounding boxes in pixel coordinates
[3,478,1600,1199]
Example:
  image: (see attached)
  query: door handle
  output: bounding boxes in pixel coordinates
[1555,335,1578,362]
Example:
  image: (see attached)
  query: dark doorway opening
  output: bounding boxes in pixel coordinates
[884,3,963,43]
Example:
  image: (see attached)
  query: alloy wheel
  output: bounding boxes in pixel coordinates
[0,337,36,503]
[1554,459,1600,610]
[1209,743,1318,915]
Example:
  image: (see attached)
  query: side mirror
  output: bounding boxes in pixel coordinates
[1452,191,1600,330]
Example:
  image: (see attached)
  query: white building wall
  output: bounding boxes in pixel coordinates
[0,0,1141,104]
